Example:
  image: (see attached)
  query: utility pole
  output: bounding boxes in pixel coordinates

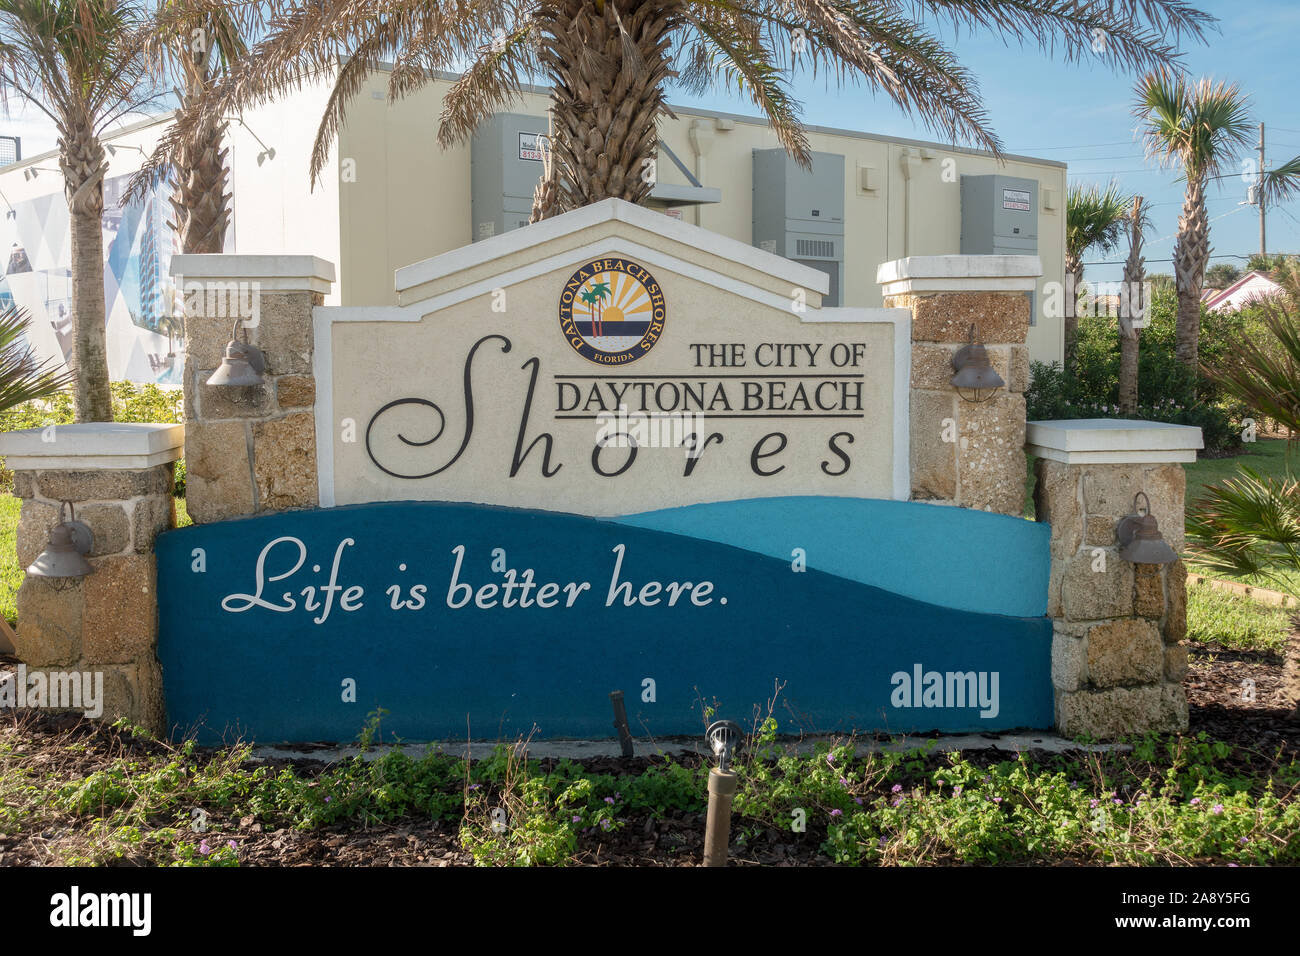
[1259,122,1267,259]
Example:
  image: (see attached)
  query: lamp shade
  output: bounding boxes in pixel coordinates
[27,512,94,578]
[950,343,1006,391]
[207,340,266,387]
[1116,493,1178,565]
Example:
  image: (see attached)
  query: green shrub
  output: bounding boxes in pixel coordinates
[1027,287,1250,455]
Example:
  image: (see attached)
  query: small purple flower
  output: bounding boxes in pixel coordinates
[604,796,615,805]
[572,815,582,823]
[830,809,843,817]
[1090,799,1099,809]
[992,796,1002,804]
[227,841,237,852]
[1190,797,1201,806]
[199,840,211,855]
[1239,837,1249,845]
[891,784,903,793]
[469,784,480,790]
[324,796,332,803]
[1113,798,1123,805]
[953,785,962,796]
[826,753,836,765]
[840,777,849,787]
[854,798,864,805]
[599,819,612,831]
[1212,804,1224,815]
[891,797,903,807]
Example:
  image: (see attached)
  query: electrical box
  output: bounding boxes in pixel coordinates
[752,148,845,306]
[471,113,550,241]
[960,173,1039,323]
[960,174,1038,255]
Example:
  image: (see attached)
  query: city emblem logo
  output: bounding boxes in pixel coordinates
[559,257,665,365]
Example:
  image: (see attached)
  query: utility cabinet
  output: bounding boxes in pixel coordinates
[471,113,551,241]
[959,174,1038,255]
[752,149,845,306]
[960,173,1039,323]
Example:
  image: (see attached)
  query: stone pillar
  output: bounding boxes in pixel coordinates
[1027,419,1204,738]
[170,254,335,524]
[878,255,1041,515]
[0,423,183,732]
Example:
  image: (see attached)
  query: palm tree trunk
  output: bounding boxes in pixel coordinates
[1173,175,1209,369]
[60,117,113,423]
[1119,197,1146,414]
[171,96,231,253]
[1064,253,1082,372]
[534,0,676,209]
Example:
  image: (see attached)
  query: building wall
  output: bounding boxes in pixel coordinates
[336,71,1067,364]
[0,68,1068,382]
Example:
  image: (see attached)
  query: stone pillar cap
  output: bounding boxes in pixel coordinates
[877,254,1042,296]
[1026,418,1204,464]
[0,422,184,470]
[170,254,336,294]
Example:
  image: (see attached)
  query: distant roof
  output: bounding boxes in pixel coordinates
[1203,271,1285,312]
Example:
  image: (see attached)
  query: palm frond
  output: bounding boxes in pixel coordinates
[0,304,74,414]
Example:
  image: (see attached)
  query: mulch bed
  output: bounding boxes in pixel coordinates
[2,646,1298,867]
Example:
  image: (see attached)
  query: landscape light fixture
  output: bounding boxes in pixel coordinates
[950,324,1005,403]
[28,500,94,579]
[206,318,266,387]
[703,719,743,867]
[1116,492,1178,565]
[106,143,146,158]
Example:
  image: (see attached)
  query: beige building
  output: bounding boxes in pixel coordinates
[0,66,1067,380]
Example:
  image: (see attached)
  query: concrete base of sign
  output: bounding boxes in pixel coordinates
[250,731,1128,765]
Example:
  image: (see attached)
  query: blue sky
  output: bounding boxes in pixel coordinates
[3,0,1295,285]
[670,0,1300,284]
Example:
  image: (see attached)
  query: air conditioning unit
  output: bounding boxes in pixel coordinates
[470,113,550,241]
[752,148,845,306]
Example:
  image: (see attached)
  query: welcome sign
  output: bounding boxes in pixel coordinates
[315,202,910,514]
[159,200,1053,742]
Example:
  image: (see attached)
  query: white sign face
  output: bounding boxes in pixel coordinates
[518,131,551,162]
[317,219,907,516]
[1002,188,1031,211]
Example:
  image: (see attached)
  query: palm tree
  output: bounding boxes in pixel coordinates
[141,0,253,253]
[1134,69,1254,371]
[1065,181,1130,371]
[1192,298,1300,719]
[152,0,1212,222]
[0,0,162,422]
[1118,196,1150,413]
[0,304,76,413]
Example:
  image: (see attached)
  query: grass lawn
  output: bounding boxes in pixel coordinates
[1186,581,1293,654]
[1185,437,1297,496]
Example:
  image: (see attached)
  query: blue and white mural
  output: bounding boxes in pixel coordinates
[0,171,195,385]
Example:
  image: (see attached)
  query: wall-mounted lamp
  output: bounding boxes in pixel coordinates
[1116,492,1178,565]
[950,324,1005,403]
[28,500,94,578]
[206,318,266,387]
[106,143,147,158]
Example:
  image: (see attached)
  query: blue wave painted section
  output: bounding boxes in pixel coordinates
[610,496,1050,618]
[156,500,1053,743]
